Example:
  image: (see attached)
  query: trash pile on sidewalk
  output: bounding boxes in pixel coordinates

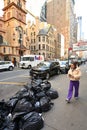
[0,78,59,130]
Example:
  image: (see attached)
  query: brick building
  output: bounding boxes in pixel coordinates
[47,0,77,58]
[0,0,30,62]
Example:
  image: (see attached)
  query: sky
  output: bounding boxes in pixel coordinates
[0,0,46,16]
[0,0,87,39]
[26,0,46,16]
[75,0,87,39]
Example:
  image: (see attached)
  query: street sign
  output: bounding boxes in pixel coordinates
[73,45,87,51]
[73,41,87,51]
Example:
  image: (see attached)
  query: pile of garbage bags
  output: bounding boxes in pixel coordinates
[0,79,59,130]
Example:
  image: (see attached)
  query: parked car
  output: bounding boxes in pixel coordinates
[30,61,60,79]
[59,60,67,74]
[0,61,14,71]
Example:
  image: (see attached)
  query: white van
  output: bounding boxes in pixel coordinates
[19,55,44,69]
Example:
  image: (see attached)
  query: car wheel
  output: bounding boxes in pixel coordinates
[57,69,60,75]
[9,66,13,71]
[46,73,50,80]
[28,65,31,69]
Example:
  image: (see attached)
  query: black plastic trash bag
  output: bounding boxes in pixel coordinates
[0,100,11,117]
[3,121,16,130]
[19,112,44,130]
[13,98,33,113]
[12,88,28,99]
[46,89,59,99]
[0,114,5,129]
[7,98,18,108]
[24,83,32,90]
[34,101,41,113]
[31,85,42,94]
[31,78,43,86]
[18,91,35,101]
[6,98,18,113]
[41,82,51,92]
[35,91,46,100]
[40,96,52,112]
[12,112,28,130]
[0,114,16,130]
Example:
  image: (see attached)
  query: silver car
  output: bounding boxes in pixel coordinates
[0,61,14,71]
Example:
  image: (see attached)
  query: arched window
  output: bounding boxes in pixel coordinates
[0,35,3,44]
[17,0,22,8]
[17,26,23,44]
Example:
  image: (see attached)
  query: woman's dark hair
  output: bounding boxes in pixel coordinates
[71,61,78,69]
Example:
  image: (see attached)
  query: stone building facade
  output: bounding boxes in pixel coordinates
[27,20,56,60]
[0,0,30,62]
[0,0,61,62]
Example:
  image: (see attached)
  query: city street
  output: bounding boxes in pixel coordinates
[0,64,87,130]
[0,69,30,99]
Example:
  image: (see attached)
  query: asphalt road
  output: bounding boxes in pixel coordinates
[0,69,29,82]
[0,68,30,99]
[0,64,87,130]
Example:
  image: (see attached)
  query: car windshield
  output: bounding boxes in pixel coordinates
[60,61,66,65]
[22,57,34,61]
[37,62,50,67]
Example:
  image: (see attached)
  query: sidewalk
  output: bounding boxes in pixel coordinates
[42,64,87,130]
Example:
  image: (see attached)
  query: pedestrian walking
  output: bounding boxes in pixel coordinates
[66,62,81,103]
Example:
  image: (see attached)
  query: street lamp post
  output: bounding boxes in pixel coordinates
[16,26,23,62]
[68,47,72,66]
[18,33,22,61]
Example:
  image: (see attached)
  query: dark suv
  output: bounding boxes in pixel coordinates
[30,61,60,79]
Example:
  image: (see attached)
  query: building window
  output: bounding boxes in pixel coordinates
[17,0,22,8]
[0,35,3,44]
[31,46,33,50]
[39,44,41,50]
[42,44,45,50]
[12,47,14,54]
[38,37,41,42]
[43,53,45,57]
[0,24,2,27]
[31,39,33,43]
[7,12,10,19]
[34,39,35,43]
[9,48,10,53]
[31,32,32,36]
[34,46,36,50]
[7,0,10,5]
[46,37,48,42]
[42,36,45,42]
[34,32,35,36]
[32,28,34,31]
[3,47,6,53]
[18,13,23,21]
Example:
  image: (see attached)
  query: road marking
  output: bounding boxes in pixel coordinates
[0,82,27,86]
[0,75,31,82]
[20,75,31,78]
